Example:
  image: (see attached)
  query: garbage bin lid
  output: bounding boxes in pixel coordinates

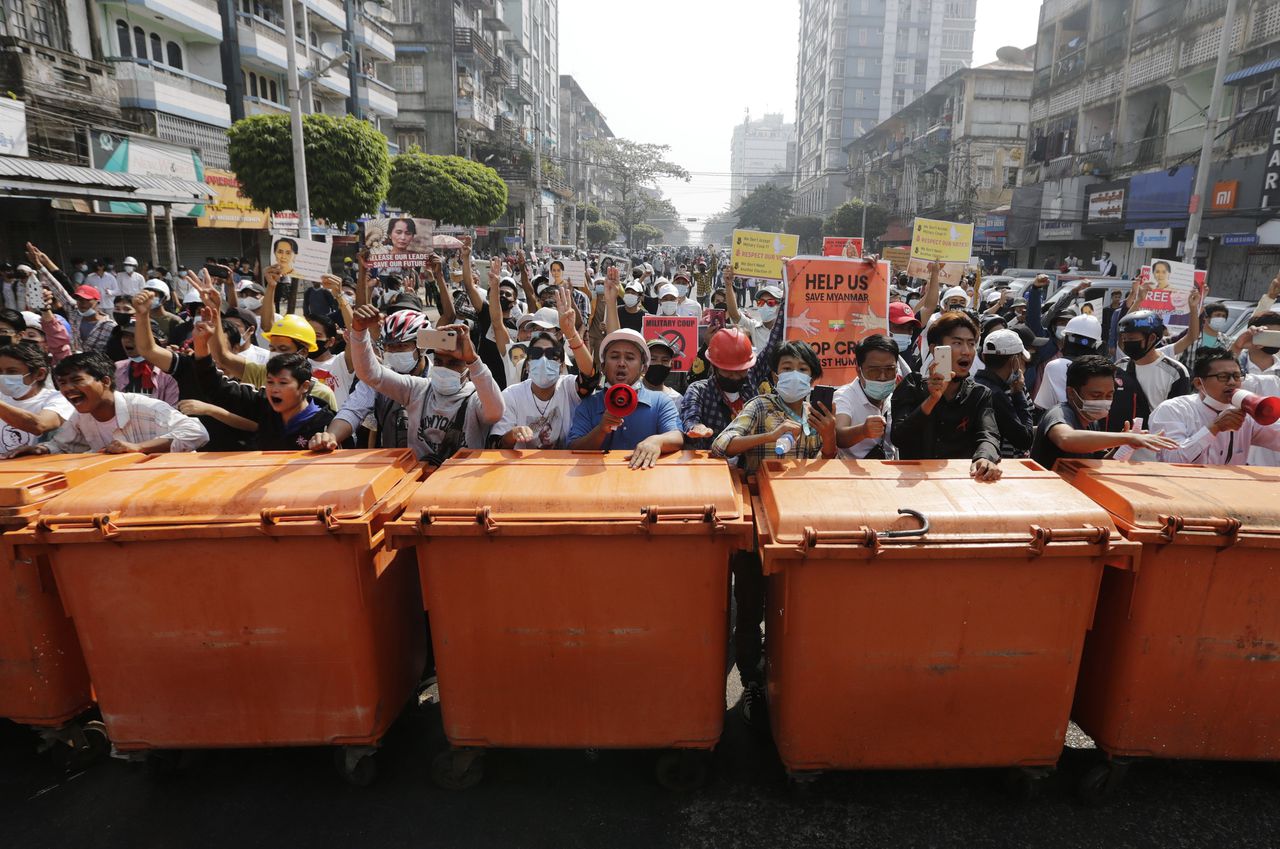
[406,450,744,524]
[757,458,1114,545]
[34,450,419,532]
[0,454,143,511]
[1056,460,1280,535]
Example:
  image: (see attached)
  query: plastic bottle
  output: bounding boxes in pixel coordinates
[1112,417,1142,461]
[775,432,796,456]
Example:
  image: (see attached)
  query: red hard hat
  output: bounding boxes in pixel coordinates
[889,301,920,327]
[705,328,757,372]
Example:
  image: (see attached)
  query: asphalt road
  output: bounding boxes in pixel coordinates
[4,680,1280,849]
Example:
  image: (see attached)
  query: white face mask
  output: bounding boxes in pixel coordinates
[431,364,465,394]
[1209,316,1228,332]
[78,308,97,318]
[383,351,419,374]
[891,332,914,350]
[623,294,640,309]
[0,374,30,398]
[658,301,678,316]
[676,284,689,298]
[240,297,262,311]
[757,305,778,324]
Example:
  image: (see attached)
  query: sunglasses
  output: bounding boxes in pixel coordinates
[528,347,564,362]
[755,298,779,308]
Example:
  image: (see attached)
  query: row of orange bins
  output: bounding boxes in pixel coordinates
[1,450,1277,801]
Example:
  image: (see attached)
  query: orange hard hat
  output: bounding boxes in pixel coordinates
[705,327,756,372]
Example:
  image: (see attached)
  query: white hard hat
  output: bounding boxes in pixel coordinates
[123,256,138,267]
[144,279,170,299]
[1064,313,1103,342]
[182,289,204,305]
[943,286,969,305]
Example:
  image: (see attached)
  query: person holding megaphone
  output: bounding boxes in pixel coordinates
[1148,348,1280,466]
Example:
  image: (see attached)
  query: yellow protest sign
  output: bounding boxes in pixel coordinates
[731,229,799,281]
[906,218,974,286]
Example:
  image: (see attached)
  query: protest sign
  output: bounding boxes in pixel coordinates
[1137,258,1195,317]
[784,256,891,385]
[270,233,332,282]
[561,259,590,288]
[642,315,699,372]
[822,237,864,258]
[731,229,799,280]
[906,218,974,286]
[361,216,435,269]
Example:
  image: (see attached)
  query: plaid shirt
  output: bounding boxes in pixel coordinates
[679,316,785,448]
[48,391,208,454]
[711,393,825,474]
[81,318,117,355]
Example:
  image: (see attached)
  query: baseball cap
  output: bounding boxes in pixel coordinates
[530,307,560,329]
[20,311,41,330]
[646,337,677,356]
[657,283,679,299]
[74,285,101,301]
[984,290,1003,304]
[982,328,1032,359]
[623,281,645,294]
[888,301,919,327]
[516,312,539,329]
[942,286,969,304]
[757,284,784,300]
[182,289,204,305]
[1011,324,1048,351]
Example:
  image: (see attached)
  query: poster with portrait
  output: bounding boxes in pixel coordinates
[361,216,436,269]
[270,233,333,283]
[1136,260,1203,327]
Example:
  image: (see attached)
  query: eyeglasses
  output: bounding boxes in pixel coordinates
[528,347,564,362]
[860,366,897,380]
[1202,371,1243,383]
[755,298,779,308]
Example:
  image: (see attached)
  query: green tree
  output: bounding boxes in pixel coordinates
[577,203,602,224]
[784,215,825,254]
[825,199,891,243]
[632,222,663,246]
[387,148,508,226]
[585,219,620,248]
[585,137,689,248]
[701,206,737,246]
[227,113,390,223]
[734,184,793,232]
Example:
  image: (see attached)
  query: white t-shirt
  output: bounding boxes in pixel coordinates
[1034,357,1070,410]
[494,374,581,449]
[833,379,894,459]
[1134,355,1187,410]
[309,354,355,409]
[0,387,75,452]
[737,314,772,351]
[675,300,701,318]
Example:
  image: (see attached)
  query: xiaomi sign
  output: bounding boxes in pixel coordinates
[1212,180,1239,211]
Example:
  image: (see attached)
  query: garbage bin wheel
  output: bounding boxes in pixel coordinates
[431,748,485,791]
[1077,760,1129,806]
[334,747,379,787]
[654,749,710,792]
[1003,766,1051,802]
[81,721,111,765]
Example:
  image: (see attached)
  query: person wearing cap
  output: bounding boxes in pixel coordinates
[1106,309,1192,432]
[888,300,924,372]
[723,265,783,352]
[641,337,684,404]
[114,257,146,299]
[219,304,270,366]
[1033,314,1103,411]
[141,279,183,343]
[73,285,116,356]
[615,276,648,333]
[941,286,971,312]
[668,272,701,317]
[974,328,1035,458]
[566,328,683,469]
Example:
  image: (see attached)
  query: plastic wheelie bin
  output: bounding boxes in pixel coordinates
[1057,460,1280,802]
[16,450,427,785]
[386,449,753,791]
[0,453,145,768]
[753,458,1136,793]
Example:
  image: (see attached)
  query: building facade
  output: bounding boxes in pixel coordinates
[729,112,797,208]
[793,0,977,218]
[1017,0,1280,299]
[559,74,615,246]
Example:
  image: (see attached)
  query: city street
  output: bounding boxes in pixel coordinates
[4,685,1280,849]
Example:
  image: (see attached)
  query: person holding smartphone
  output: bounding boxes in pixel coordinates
[890,311,1003,482]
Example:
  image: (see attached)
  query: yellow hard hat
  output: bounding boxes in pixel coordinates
[263,313,318,352]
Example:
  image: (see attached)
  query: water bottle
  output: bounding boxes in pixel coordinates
[775,432,796,457]
[1112,417,1142,461]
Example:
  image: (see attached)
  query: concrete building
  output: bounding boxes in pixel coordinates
[1015,0,1280,298]
[559,74,615,246]
[845,51,1033,262]
[793,0,977,218]
[729,112,796,208]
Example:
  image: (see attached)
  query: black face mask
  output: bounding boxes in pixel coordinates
[309,342,329,360]
[113,312,132,326]
[645,363,671,386]
[1121,339,1151,360]
[499,295,515,311]
[717,373,746,393]
[1062,340,1095,359]
[1263,346,1280,356]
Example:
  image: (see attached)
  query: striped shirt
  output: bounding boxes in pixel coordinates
[47,391,208,454]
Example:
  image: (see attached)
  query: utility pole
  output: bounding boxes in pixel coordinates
[532,116,543,247]
[281,0,310,236]
[1184,0,1239,266]
[860,156,869,239]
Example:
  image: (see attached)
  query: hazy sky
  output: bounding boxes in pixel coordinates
[559,0,1042,242]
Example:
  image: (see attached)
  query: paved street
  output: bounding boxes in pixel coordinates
[4,682,1280,849]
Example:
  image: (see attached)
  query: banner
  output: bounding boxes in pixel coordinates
[270,233,332,282]
[906,218,973,286]
[731,229,799,280]
[87,129,204,217]
[822,237,864,258]
[783,256,891,385]
[360,217,435,269]
[196,169,269,229]
[642,315,698,372]
[1136,259,1199,325]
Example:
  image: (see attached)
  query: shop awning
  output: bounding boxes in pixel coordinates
[1224,58,1280,85]
[0,156,214,205]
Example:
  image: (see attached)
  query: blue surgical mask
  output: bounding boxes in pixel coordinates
[1200,332,1222,349]
[431,365,465,395]
[0,373,30,398]
[775,370,812,403]
[862,377,896,402]
[528,357,560,389]
[128,355,146,364]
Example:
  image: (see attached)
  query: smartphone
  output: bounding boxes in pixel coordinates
[417,327,460,353]
[1253,330,1280,347]
[931,345,953,380]
[811,384,836,411]
[204,263,229,280]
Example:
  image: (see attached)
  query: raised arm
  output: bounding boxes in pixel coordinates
[488,264,511,351]
[130,290,175,371]
[913,261,941,322]
[261,263,281,333]
[556,286,594,377]
[724,263,742,324]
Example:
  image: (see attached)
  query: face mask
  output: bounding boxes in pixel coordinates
[76,265,88,273]
[1121,339,1150,360]
[757,305,778,323]
[891,332,914,350]
[499,296,515,311]
[623,294,640,309]
[1200,332,1221,349]
[431,365,465,394]
[594,284,606,296]
[716,373,746,393]
[676,284,689,298]
[775,370,812,403]
[644,363,671,386]
[0,374,30,398]
[528,357,560,389]
[128,355,146,364]
[862,377,896,402]
[1070,388,1111,422]
[1263,346,1280,356]
[113,311,132,325]
[1208,316,1228,333]
[658,302,678,316]
[383,351,419,374]
[343,294,355,306]
[78,308,97,318]
[309,344,330,361]
[241,297,262,311]
[1055,327,1067,342]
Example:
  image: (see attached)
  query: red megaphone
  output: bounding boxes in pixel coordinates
[604,383,639,417]
[1233,390,1280,426]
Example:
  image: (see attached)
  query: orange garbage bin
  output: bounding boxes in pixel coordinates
[17,450,427,785]
[754,458,1136,793]
[387,450,753,791]
[1057,460,1280,802]
[0,453,144,768]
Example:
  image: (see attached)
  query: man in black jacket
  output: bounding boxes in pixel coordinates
[193,351,341,451]
[1105,310,1192,432]
[975,328,1035,458]
[891,312,1002,481]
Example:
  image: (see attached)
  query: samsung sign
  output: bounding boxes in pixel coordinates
[1221,232,1260,246]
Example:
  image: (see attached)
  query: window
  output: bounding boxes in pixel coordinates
[116,19,131,57]
[269,80,278,102]
[1004,166,1018,188]
[248,72,258,97]
[133,26,146,59]
[149,32,162,62]
[393,62,424,90]
[166,41,183,69]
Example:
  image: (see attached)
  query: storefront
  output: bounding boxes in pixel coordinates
[1125,166,1197,268]
[1033,177,1098,269]
[1082,179,1131,275]
[1202,154,1268,299]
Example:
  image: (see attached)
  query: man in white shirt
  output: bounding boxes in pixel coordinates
[669,272,702,317]
[724,264,781,352]
[84,259,116,299]
[833,335,896,459]
[1150,348,1280,466]
[1092,252,1116,277]
[113,256,147,298]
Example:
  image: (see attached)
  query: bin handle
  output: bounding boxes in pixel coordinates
[260,506,339,532]
[34,513,119,539]
[1158,514,1241,543]
[797,508,929,552]
[1028,524,1110,555]
[640,504,724,531]
[420,506,498,534]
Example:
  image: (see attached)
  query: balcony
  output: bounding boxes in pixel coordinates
[483,1,509,32]
[455,27,495,69]
[1231,106,1273,148]
[237,14,288,71]
[316,67,350,98]
[111,58,231,128]
[503,34,530,60]
[357,14,395,63]
[493,56,512,83]
[1053,46,1087,86]
[358,75,397,117]
[1033,66,1052,95]
[244,96,289,117]
[1132,2,1182,46]
[304,0,346,29]
[106,0,222,41]
[507,77,533,105]
[1088,28,1129,67]
[456,96,496,131]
